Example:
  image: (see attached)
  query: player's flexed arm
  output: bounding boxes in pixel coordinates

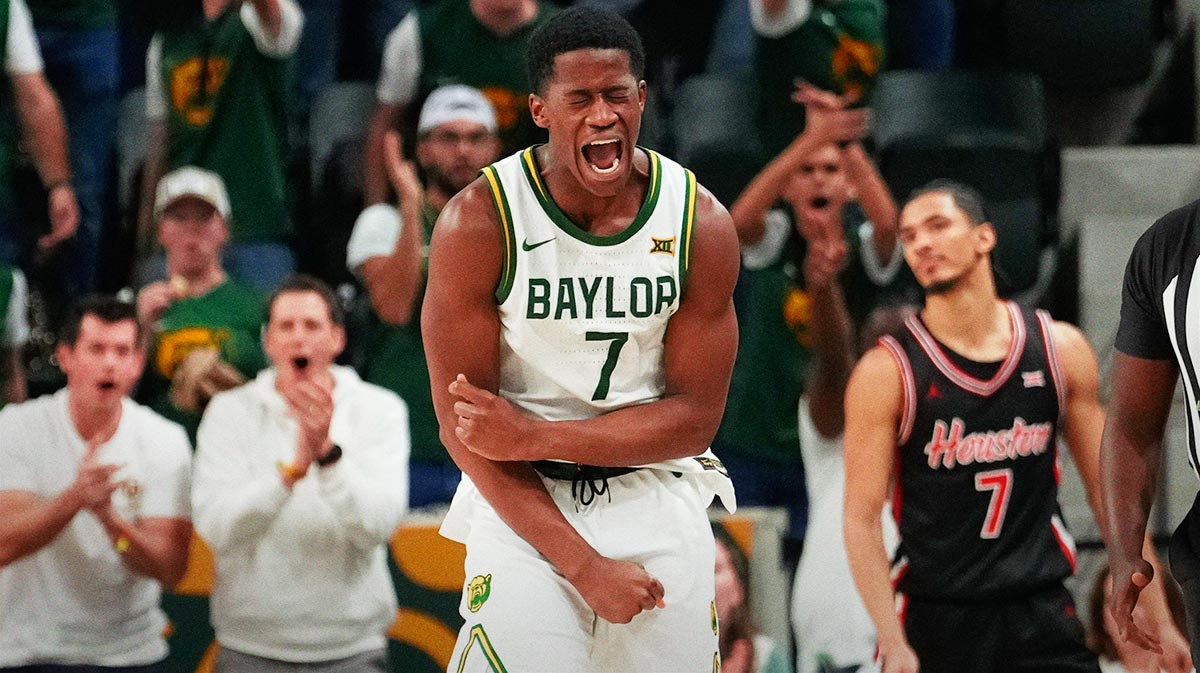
[843,346,920,673]
[449,186,741,467]
[423,179,665,625]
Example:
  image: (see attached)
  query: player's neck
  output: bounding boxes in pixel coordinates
[921,280,1010,361]
[538,146,650,236]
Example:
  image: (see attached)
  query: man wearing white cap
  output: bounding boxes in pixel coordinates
[135,167,266,439]
[347,84,499,508]
[362,0,557,205]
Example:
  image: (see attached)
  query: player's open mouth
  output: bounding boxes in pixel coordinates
[293,357,309,371]
[581,139,622,175]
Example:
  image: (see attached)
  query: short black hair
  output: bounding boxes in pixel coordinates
[61,295,141,347]
[905,179,990,226]
[267,274,345,327]
[526,6,646,94]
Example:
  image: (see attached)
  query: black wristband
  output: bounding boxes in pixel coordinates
[316,443,343,467]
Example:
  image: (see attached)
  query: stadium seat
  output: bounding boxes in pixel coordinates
[116,87,148,213]
[872,70,1059,303]
[1000,0,1154,91]
[308,81,376,192]
[670,72,766,208]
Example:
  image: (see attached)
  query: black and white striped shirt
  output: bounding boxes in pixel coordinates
[1116,199,1200,477]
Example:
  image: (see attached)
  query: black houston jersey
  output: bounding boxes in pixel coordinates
[880,302,1075,602]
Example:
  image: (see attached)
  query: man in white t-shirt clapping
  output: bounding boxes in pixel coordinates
[0,295,194,672]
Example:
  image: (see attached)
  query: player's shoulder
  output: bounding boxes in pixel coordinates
[443,149,528,229]
[1043,316,1099,375]
[437,174,503,237]
[854,342,905,379]
[845,344,905,417]
[1130,198,1200,265]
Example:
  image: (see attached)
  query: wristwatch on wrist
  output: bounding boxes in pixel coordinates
[316,443,343,467]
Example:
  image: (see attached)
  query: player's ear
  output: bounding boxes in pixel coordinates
[530,93,550,130]
[637,80,647,112]
[976,221,997,255]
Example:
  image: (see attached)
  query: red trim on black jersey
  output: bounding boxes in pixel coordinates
[1050,514,1078,571]
[891,457,904,524]
[891,559,911,633]
[879,336,917,445]
[905,302,1027,397]
[1036,310,1069,419]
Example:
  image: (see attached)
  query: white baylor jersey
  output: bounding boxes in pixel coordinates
[480,147,733,497]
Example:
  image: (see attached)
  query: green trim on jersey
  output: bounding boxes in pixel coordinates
[483,165,518,303]
[455,624,508,673]
[518,146,662,246]
[679,169,697,291]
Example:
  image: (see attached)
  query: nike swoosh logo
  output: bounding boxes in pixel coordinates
[522,237,556,251]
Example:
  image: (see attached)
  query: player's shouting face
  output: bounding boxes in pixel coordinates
[530,48,646,198]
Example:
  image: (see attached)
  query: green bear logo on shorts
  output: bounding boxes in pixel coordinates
[467,574,492,613]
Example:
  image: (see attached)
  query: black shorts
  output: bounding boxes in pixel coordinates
[902,584,1099,673]
[1169,491,1200,665]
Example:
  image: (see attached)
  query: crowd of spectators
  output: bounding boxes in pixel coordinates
[0,0,1191,671]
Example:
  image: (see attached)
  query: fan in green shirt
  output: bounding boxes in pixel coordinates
[140,0,304,295]
[135,167,266,439]
[751,0,886,155]
[363,0,559,205]
[348,85,501,507]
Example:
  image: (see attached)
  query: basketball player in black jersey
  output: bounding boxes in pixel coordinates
[842,180,1190,673]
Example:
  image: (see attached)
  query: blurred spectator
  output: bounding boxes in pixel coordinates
[1088,564,1190,673]
[28,0,118,299]
[884,0,953,70]
[713,522,794,673]
[291,0,413,140]
[582,0,725,102]
[363,0,559,204]
[139,0,303,297]
[0,0,79,269]
[0,260,28,407]
[348,85,499,507]
[790,304,911,673]
[718,84,906,568]
[0,295,193,671]
[192,274,409,672]
[134,167,266,440]
[751,0,885,154]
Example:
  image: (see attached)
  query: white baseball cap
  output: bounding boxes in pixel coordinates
[417,85,499,135]
[154,166,231,220]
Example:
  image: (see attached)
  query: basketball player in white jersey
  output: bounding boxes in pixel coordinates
[422,6,740,673]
